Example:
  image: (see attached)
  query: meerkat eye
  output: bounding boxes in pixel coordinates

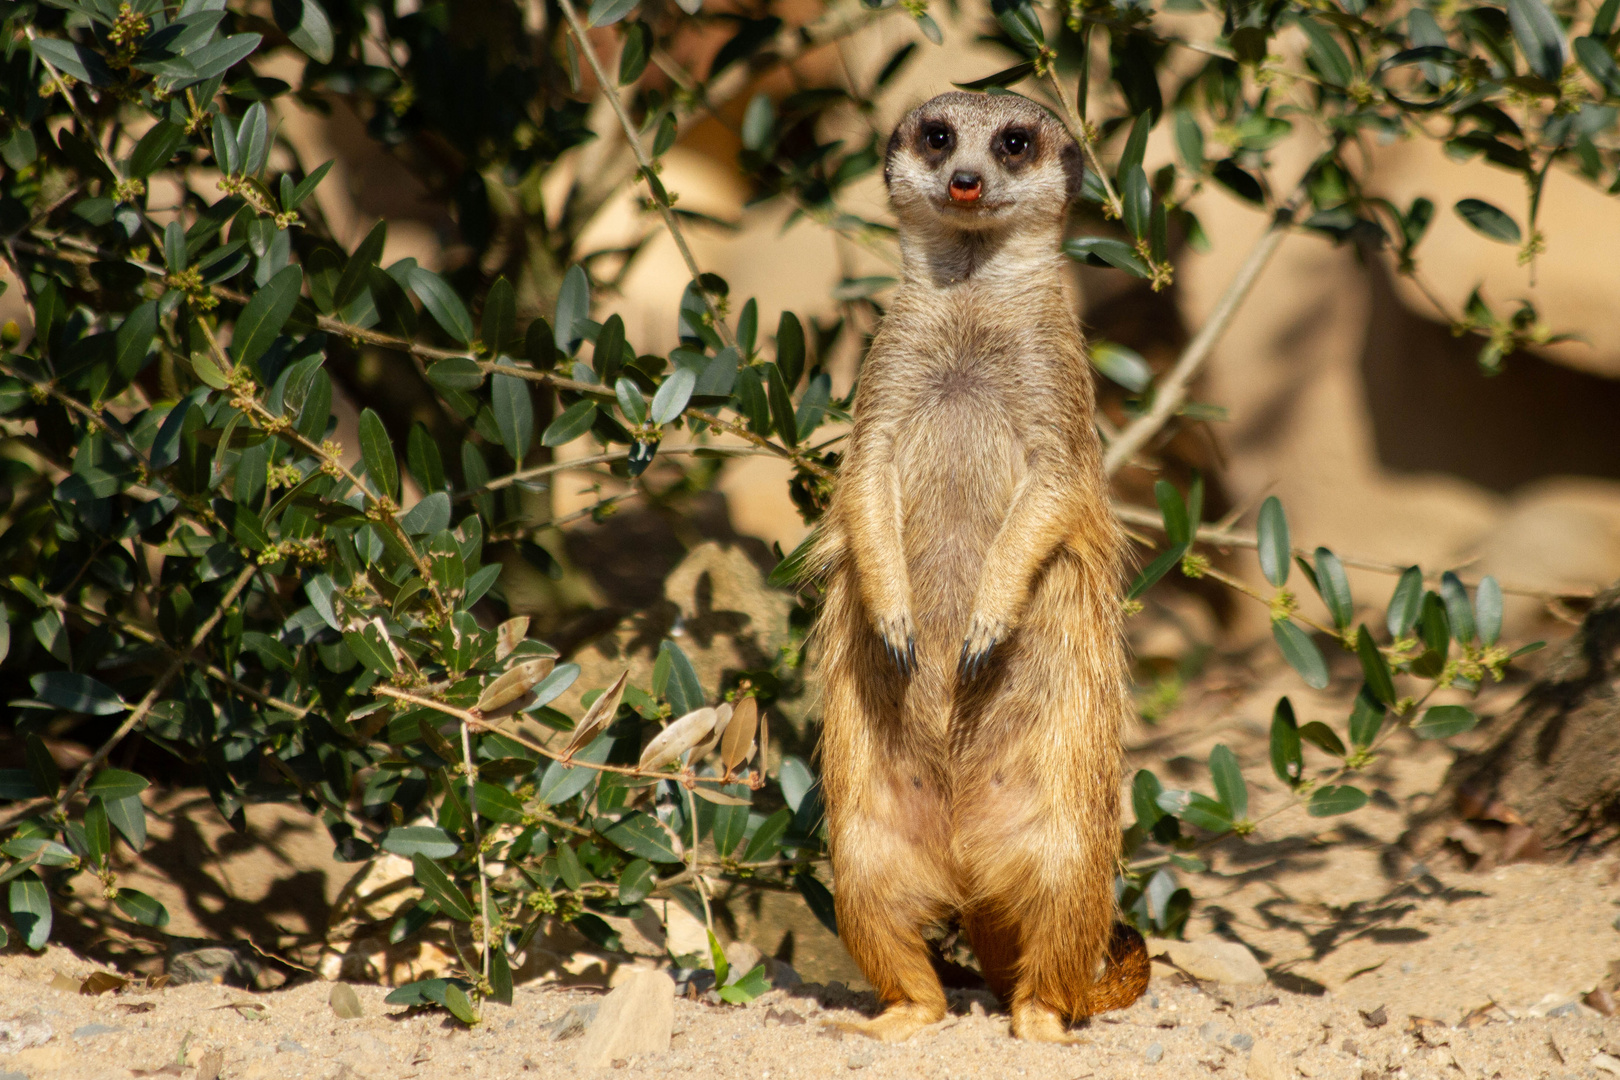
[924,125,952,151]
[1000,129,1030,156]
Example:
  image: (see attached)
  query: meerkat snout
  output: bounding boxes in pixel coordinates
[883,91,1085,232]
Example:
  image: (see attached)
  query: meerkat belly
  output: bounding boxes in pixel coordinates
[892,376,1023,647]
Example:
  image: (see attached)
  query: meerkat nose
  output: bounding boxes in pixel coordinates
[949,170,983,203]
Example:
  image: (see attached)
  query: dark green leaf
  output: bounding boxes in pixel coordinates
[1413,704,1478,739]
[87,768,149,800]
[1121,166,1151,240]
[1356,626,1396,705]
[1575,36,1620,95]
[1127,543,1187,600]
[104,794,146,852]
[1269,697,1303,786]
[23,735,59,799]
[1387,566,1423,637]
[1132,769,1166,827]
[952,61,1037,91]
[1440,572,1476,643]
[358,408,399,500]
[113,888,169,928]
[1273,619,1328,689]
[231,266,303,367]
[1475,576,1503,646]
[444,983,478,1024]
[537,733,613,805]
[129,121,185,178]
[619,21,651,85]
[1207,744,1247,821]
[618,859,655,903]
[1298,720,1346,757]
[1299,17,1354,86]
[400,491,450,536]
[650,367,696,426]
[489,947,513,1006]
[9,873,50,950]
[1313,548,1352,630]
[1090,342,1151,392]
[604,813,682,863]
[554,266,591,353]
[1508,0,1567,81]
[343,623,396,675]
[1155,480,1190,546]
[1454,198,1522,243]
[1348,686,1385,748]
[1173,110,1205,171]
[30,672,125,715]
[85,795,111,868]
[1307,784,1367,817]
[412,852,476,921]
[1212,159,1265,204]
[382,826,460,859]
[491,366,534,462]
[742,807,793,863]
[1063,237,1151,277]
[1257,496,1290,586]
[409,268,475,345]
[427,357,485,392]
[542,399,597,447]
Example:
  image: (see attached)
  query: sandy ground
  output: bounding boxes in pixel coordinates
[6,645,1620,1079]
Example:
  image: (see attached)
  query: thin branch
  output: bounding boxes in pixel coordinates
[473,444,774,495]
[557,1,735,351]
[459,718,494,986]
[1104,192,1304,476]
[53,565,257,814]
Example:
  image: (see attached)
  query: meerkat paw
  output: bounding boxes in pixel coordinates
[958,612,1008,678]
[1010,1002,1086,1044]
[831,1002,945,1042]
[872,611,917,675]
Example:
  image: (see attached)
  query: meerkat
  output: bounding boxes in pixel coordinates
[809,91,1150,1044]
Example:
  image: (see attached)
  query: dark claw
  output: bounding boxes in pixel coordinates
[905,636,917,674]
[884,636,914,676]
[958,638,996,680]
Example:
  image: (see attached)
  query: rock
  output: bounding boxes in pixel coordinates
[573,969,675,1070]
[0,1013,52,1051]
[1144,1042,1164,1064]
[846,1047,875,1069]
[329,983,363,1019]
[1247,1040,1289,1080]
[275,1039,308,1054]
[547,1002,599,1041]
[723,940,764,976]
[1150,937,1268,985]
[71,1024,118,1040]
[166,938,265,989]
[1594,1052,1620,1076]
[1231,1032,1254,1051]
[764,1007,805,1026]
[1527,992,1596,1018]
[1199,1021,1225,1043]
[764,957,802,989]
[1585,987,1617,1016]
[1359,1005,1388,1028]
[661,902,710,962]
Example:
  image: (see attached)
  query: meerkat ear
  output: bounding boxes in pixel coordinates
[1061,139,1086,202]
[883,126,903,189]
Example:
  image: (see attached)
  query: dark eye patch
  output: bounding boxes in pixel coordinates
[919,121,954,154]
[997,127,1033,159]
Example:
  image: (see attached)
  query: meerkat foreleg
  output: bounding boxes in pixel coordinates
[959,471,1076,674]
[846,462,917,673]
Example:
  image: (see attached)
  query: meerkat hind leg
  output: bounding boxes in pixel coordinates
[1010,1001,1087,1044]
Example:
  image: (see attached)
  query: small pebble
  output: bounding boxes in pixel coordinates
[72,1024,119,1040]
[276,1039,308,1054]
[846,1047,875,1069]
[1231,1032,1254,1051]
[1144,1041,1164,1064]
[1198,1021,1224,1043]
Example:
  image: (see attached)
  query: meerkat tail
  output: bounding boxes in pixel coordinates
[1086,923,1152,1014]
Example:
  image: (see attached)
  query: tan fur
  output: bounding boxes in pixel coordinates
[810,92,1148,1042]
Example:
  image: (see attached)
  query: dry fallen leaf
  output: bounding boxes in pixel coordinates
[1359,1005,1388,1028]
[564,670,628,758]
[639,707,718,771]
[80,971,127,995]
[116,1001,157,1014]
[329,982,363,1019]
[48,972,80,993]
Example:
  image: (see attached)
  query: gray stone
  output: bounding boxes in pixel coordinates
[0,1013,52,1053]
[1199,1021,1225,1043]
[764,957,802,990]
[276,1040,308,1054]
[0,1070,26,1080]
[547,1002,599,1041]
[166,938,264,989]
[574,969,675,1070]
[1231,1032,1255,1051]
[1144,1042,1165,1064]
[846,1047,875,1069]
[71,1024,118,1040]
[1151,937,1268,985]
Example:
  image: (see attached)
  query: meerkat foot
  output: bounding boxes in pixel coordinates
[832,1002,946,1043]
[1010,1002,1086,1045]
[958,612,1007,677]
[874,613,918,675]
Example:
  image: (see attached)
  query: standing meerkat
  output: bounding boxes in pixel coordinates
[810,91,1149,1043]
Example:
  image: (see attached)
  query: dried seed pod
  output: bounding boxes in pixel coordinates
[563,670,629,759]
[721,696,759,777]
[638,707,718,771]
[475,657,554,714]
[495,616,530,661]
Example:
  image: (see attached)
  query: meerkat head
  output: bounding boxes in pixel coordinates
[883,91,1083,237]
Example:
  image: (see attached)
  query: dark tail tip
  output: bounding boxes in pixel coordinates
[1087,923,1151,1015]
